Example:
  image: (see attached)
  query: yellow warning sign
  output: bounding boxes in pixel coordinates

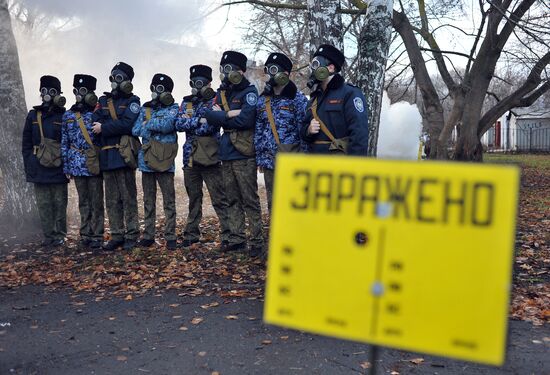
[264,154,519,366]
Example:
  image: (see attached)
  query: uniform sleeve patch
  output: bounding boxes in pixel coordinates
[246,92,258,106]
[169,108,178,116]
[129,102,140,114]
[353,97,365,113]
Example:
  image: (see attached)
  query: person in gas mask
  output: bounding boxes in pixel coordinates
[300,44,369,155]
[91,62,141,251]
[22,75,69,247]
[254,52,308,214]
[203,51,264,257]
[61,74,104,250]
[176,65,230,249]
[132,73,179,250]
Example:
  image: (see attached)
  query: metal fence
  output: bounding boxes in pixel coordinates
[484,127,550,152]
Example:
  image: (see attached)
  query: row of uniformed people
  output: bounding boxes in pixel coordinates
[21,44,369,256]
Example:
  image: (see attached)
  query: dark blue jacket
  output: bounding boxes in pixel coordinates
[22,104,69,184]
[92,92,141,171]
[203,79,258,161]
[176,95,220,168]
[300,74,369,155]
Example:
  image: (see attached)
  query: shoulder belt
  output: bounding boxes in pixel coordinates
[219,91,230,112]
[311,98,336,143]
[76,112,95,148]
[264,96,281,145]
[107,98,118,120]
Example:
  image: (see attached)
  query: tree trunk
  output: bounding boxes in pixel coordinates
[392,10,445,159]
[356,0,393,157]
[307,0,343,57]
[0,0,39,231]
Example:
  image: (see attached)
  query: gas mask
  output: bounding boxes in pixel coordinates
[73,87,98,107]
[307,56,333,89]
[263,64,289,95]
[190,78,215,100]
[110,71,133,95]
[150,83,174,106]
[219,64,243,86]
[40,87,66,107]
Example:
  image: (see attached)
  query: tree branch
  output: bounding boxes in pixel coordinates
[478,50,550,135]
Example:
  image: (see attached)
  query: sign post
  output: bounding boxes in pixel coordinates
[264,154,519,366]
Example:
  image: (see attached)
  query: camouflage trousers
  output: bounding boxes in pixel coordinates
[142,172,176,241]
[183,165,230,243]
[34,183,68,241]
[74,176,104,242]
[103,168,139,242]
[222,158,263,247]
[263,168,275,214]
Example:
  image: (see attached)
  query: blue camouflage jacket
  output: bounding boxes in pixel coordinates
[61,104,100,177]
[203,78,258,161]
[175,95,220,168]
[132,101,179,173]
[300,74,369,155]
[92,92,141,171]
[255,81,308,170]
[22,104,69,184]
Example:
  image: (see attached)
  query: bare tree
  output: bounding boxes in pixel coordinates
[393,0,550,160]
[0,0,39,231]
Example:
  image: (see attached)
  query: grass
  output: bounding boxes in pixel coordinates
[483,153,550,168]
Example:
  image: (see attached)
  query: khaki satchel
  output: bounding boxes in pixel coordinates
[220,91,256,157]
[35,111,62,168]
[192,136,219,167]
[265,96,300,153]
[105,98,141,169]
[76,112,100,175]
[311,98,349,154]
[141,107,178,172]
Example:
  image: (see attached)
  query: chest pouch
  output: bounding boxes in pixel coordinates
[141,107,178,172]
[35,111,62,168]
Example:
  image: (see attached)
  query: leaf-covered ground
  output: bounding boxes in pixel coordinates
[1,155,549,326]
[485,154,550,326]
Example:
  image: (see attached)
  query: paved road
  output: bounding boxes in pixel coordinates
[1,286,549,375]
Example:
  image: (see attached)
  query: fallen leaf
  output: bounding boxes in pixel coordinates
[532,340,543,344]
[198,351,207,356]
[172,315,183,319]
[191,317,204,325]
[108,317,116,321]
[201,302,220,310]
[390,372,400,375]
[116,355,128,361]
[409,358,424,365]
[225,315,238,320]
[127,311,137,317]
[211,372,220,375]
[169,304,179,308]
[125,295,133,301]
[179,326,188,331]
[280,336,289,340]
[261,340,272,345]
[360,361,371,369]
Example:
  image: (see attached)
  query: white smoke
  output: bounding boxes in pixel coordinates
[12,0,221,109]
[377,92,423,159]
